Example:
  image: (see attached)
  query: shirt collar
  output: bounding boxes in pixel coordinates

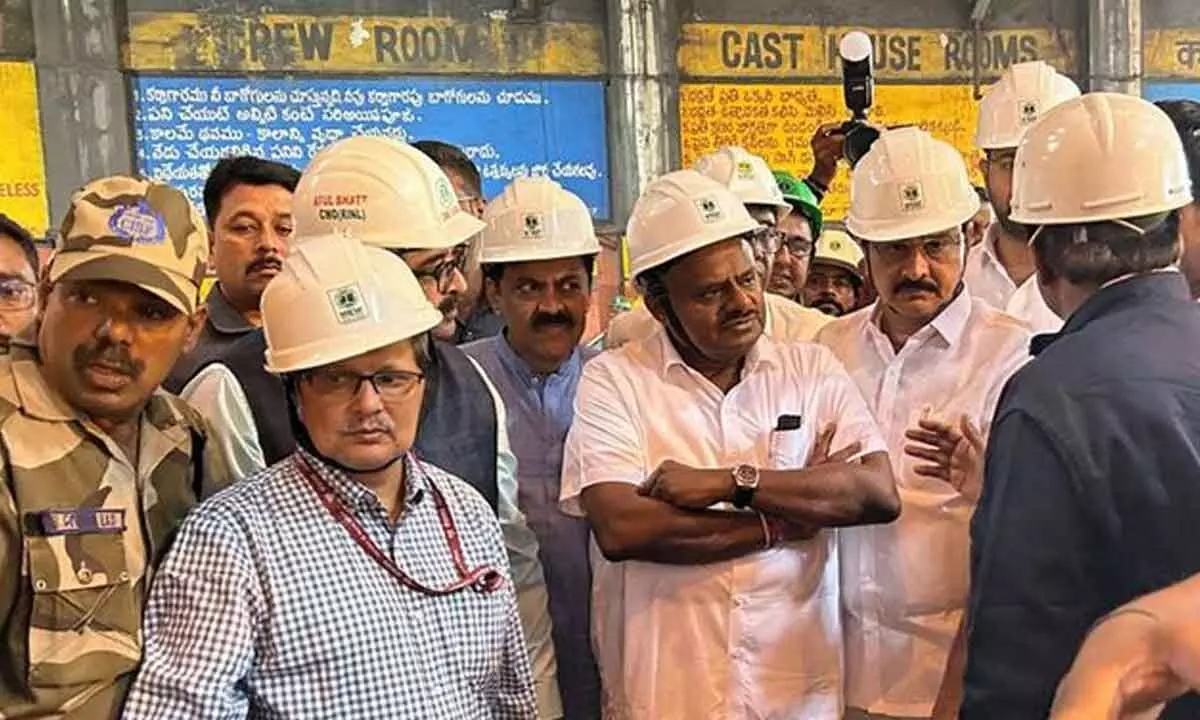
[1030,270,1189,356]
[495,330,583,388]
[10,341,82,422]
[655,326,778,379]
[867,285,972,350]
[206,284,256,336]
[8,340,191,464]
[298,448,429,516]
[977,223,1004,268]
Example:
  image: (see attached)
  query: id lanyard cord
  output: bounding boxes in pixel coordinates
[293,454,503,597]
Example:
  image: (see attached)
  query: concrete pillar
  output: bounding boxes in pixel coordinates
[1088,0,1142,94]
[33,0,133,227]
[605,0,675,227]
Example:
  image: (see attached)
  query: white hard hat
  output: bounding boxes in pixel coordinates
[479,177,600,264]
[262,234,443,374]
[813,229,865,279]
[627,169,761,278]
[846,126,980,243]
[1011,92,1194,226]
[975,61,1081,150]
[693,146,793,223]
[293,136,485,250]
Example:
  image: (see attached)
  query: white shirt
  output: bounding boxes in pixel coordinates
[604,292,831,349]
[560,329,887,720]
[816,292,1031,717]
[181,357,563,718]
[964,224,1063,334]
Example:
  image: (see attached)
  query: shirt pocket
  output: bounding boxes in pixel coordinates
[25,531,140,688]
[767,428,814,470]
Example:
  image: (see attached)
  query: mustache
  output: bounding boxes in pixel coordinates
[719,309,760,327]
[246,256,283,275]
[436,295,459,315]
[342,417,394,434]
[894,279,939,294]
[531,311,574,330]
[73,341,143,379]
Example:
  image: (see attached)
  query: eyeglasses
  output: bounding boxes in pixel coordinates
[305,369,425,403]
[408,245,468,292]
[0,278,35,311]
[778,234,814,258]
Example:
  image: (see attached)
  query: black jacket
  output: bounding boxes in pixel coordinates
[963,272,1200,718]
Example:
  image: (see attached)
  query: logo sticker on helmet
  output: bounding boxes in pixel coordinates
[736,161,756,180]
[328,284,368,324]
[435,178,456,209]
[522,213,545,239]
[1019,99,1041,126]
[696,197,724,223]
[108,200,166,246]
[899,182,925,212]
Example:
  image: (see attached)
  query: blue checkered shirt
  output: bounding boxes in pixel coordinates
[123,450,537,719]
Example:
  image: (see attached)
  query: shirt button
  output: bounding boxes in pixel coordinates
[76,566,93,584]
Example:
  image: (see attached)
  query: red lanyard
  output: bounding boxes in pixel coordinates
[293,454,504,597]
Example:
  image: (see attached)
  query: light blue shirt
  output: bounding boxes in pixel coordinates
[465,334,602,720]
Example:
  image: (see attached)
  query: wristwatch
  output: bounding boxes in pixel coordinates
[731,464,760,509]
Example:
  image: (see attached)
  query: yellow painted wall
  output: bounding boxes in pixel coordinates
[126,12,604,75]
[0,62,49,236]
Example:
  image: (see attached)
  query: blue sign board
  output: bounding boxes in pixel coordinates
[1144,82,1200,102]
[132,75,611,218]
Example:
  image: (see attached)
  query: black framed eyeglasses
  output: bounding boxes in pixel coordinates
[304,369,425,403]
[407,245,469,292]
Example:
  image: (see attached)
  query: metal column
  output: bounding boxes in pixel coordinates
[605,0,674,227]
[33,0,134,228]
[1088,0,1142,94]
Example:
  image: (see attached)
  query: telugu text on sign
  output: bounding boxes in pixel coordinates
[133,75,611,218]
[680,83,984,218]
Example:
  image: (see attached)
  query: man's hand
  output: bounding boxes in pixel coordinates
[809,123,847,189]
[639,460,733,510]
[807,422,864,466]
[904,415,984,501]
[1051,608,1196,720]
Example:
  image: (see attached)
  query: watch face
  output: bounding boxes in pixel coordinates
[735,464,760,488]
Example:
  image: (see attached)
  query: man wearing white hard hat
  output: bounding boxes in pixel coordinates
[961,94,1200,719]
[964,60,1080,334]
[181,137,563,717]
[605,146,831,348]
[803,227,867,316]
[815,127,1030,720]
[561,169,898,719]
[463,177,603,720]
[124,234,536,718]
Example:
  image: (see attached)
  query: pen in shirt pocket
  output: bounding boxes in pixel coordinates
[768,414,803,468]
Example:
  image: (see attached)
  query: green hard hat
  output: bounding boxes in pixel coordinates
[773,170,823,237]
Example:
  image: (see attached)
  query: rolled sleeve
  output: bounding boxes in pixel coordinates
[559,358,646,518]
[181,364,267,481]
[468,357,562,719]
[962,410,1101,719]
[123,509,261,719]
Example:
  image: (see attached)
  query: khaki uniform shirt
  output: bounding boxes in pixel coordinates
[0,343,230,719]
